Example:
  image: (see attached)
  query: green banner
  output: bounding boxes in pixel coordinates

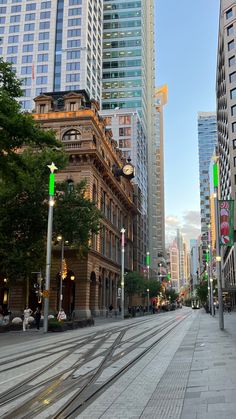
[146,252,150,267]
[219,200,234,246]
[49,173,55,196]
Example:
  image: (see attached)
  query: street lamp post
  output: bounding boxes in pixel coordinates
[146,252,150,313]
[121,228,125,320]
[44,162,57,333]
[213,161,224,330]
[57,236,64,312]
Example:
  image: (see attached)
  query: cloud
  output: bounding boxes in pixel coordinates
[165,210,201,247]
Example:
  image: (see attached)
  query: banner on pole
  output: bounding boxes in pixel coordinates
[219,200,234,246]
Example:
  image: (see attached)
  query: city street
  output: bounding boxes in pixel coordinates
[1,308,236,418]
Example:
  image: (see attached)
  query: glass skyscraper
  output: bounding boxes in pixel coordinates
[0,0,103,110]
[198,112,217,248]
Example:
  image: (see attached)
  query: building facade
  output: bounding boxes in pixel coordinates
[169,241,179,292]
[217,0,236,302]
[148,85,167,273]
[198,112,217,259]
[8,90,136,317]
[0,0,103,110]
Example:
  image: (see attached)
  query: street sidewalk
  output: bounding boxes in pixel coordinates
[179,309,236,419]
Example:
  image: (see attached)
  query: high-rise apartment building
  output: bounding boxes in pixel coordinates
[169,241,179,292]
[217,0,236,299]
[0,0,103,110]
[148,85,167,272]
[198,112,217,254]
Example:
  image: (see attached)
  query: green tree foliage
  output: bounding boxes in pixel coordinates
[148,279,161,298]
[125,271,145,297]
[0,58,59,177]
[53,180,101,250]
[165,288,179,303]
[195,282,208,304]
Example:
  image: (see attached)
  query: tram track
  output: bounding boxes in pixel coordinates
[1,311,192,419]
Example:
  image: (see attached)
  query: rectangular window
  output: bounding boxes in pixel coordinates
[21,66,32,75]
[67,39,81,48]
[233,139,236,149]
[37,64,48,73]
[232,105,236,116]
[38,32,49,40]
[232,122,236,132]
[23,44,33,52]
[234,156,236,166]
[24,23,35,31]
[66,73,80,82]
[20,100,31,110]
[227,24,234,36]
[26,3,36,11]
[231,88,236,98]
[68,8,81,16]
[38,43,49,51]
[36,76,48,84]
[36,87,47,95]
[230,71,236,82]
[7,45,18,54]
[41,1,51,8]
[119,115,131,125]
[25,13,36,21]
[22,55,33,63]
[69,0,82,4]
[119,127,131,136]
[0,16,5,23]
[37,53,48,62]
[9,25,19,33]
[67,50,80,59]
[11,5,20,12]
[68,18,81,26]
[21,77,31,86]
[23,33,34,42]
[67,28,81,37]
[229,56,236,66]
[40,11,51,19]
[66,62,80,71]
[228,40,235,51]
[8,35,19,43]
[39,21,50,29]
[10,15,20,23]
[6,56,17,64]
[226,8,233,19]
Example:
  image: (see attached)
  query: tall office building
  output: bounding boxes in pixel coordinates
[148,85,167,272]
[217,0,236,299]
[0,0,103,110]
[102,0,156,268]
[198,112,217,254]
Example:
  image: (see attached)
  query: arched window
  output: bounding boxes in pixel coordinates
[62,129,81,142]
[92,184,97,203]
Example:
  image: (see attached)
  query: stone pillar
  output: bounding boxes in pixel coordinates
[114,276,118,310]
[90,271,100,316]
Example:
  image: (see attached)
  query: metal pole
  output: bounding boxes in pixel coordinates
[147,265,150,313]
[59,239,64,311]
[214,188,224,330]
[44,195,54,333]
[44,162,57,333]
[121,228,125,320]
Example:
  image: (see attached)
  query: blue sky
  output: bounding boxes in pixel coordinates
[155,0,220,244]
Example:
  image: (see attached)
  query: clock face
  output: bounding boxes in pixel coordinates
[123,164,134,176]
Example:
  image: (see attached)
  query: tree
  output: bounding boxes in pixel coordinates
[195,282,208,304]
[125,271,145,302]
[53,180,102,251]
[165,288,179,303]
[148,279,161,298]
[0,58,59,177]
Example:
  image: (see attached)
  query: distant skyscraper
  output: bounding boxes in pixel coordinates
[190,239,199,295]
[197,112,217,252]
[0,0,103,110]
[148,85,167,272]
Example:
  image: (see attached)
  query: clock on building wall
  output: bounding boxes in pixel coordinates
[112,158,135,180]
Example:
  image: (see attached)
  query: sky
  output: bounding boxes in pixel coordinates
[155,0,220,246]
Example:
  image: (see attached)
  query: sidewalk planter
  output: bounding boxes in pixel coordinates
[0,323,23,332]
[48,318,94,332]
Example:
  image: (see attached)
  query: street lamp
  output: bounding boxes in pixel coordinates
[213,159,224,330]
[57,235,65,312]
[121,228,125,320]
[146,252,150,313]
[44,162,57,333]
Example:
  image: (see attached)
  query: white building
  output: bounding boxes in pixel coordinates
[0,0,103,110]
